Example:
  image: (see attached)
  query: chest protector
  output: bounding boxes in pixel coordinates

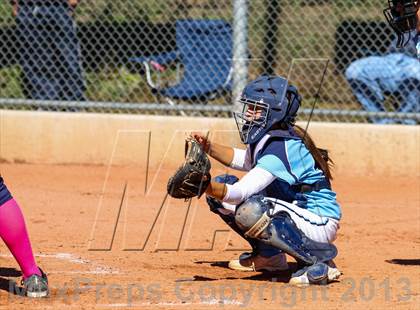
[250,128,330,202]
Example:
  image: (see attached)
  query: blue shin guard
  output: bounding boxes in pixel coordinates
[266,212,337,265]
[235,196,337,266]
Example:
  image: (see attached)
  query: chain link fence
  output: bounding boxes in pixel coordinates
[0,0,418,123]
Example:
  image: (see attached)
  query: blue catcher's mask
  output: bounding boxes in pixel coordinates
[233,75,301,145]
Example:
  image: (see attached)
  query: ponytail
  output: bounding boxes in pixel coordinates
[293,125,334,181]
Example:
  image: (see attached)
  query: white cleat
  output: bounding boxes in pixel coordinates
[228,252,289,272]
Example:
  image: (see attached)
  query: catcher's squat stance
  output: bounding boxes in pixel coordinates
[168,75,342,286]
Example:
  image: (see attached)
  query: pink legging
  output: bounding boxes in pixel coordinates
[0,199,41,279]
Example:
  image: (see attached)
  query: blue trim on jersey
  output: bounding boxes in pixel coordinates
[254,136,341,220]
[0,178,13,206]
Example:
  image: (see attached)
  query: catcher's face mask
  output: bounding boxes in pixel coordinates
[233,75,299,145]
[234,98,269,145]
[384,0,418,47]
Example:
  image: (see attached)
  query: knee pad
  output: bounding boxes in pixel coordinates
[234,195,272,238]
[207,195,260,253]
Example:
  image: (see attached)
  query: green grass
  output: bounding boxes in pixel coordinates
[85,67,152,103]
[0,66,24,98]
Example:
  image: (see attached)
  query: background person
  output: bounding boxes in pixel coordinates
[12,0,86,101]
[345,30,419,124]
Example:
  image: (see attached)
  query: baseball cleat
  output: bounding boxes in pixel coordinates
[289,262,341,286]
[22,268,49,298]
[228,252,289,272]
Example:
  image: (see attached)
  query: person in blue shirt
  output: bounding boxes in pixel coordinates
[193,75,341,286]
[345,1,419,124]
[345,30,419,124]
[11,0,86,102]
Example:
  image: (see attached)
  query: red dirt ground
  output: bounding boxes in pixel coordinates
[0,163,418,309]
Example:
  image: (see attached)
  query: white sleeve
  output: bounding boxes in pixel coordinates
[222,166,276,205]
[230,147,253,171]
[229,148,247,170]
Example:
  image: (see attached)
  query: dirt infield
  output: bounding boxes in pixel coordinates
[0,163,419,309]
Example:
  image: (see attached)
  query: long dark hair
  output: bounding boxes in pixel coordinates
[293,124,334,181]
[271,123,334,180]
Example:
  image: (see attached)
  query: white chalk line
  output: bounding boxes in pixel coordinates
[0,252,120,275]
[1,253,245,307]
[47,269,121,275]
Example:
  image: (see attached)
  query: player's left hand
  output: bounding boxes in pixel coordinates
[167,137,211,199]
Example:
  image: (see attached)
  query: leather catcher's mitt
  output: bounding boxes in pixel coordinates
[167,137,211,199]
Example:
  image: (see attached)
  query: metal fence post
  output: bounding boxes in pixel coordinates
[232,0,249,110]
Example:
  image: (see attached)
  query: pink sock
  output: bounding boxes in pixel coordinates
[0,199,41,279]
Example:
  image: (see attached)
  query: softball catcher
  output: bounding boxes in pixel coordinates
[168,75,342,286]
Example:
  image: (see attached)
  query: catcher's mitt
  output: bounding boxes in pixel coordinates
[167,137,211,199]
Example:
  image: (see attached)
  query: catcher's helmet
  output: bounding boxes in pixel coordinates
[384,0,418,47]
[233,75,301,145]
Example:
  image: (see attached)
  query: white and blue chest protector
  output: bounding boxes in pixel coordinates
[248,128,341,220]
